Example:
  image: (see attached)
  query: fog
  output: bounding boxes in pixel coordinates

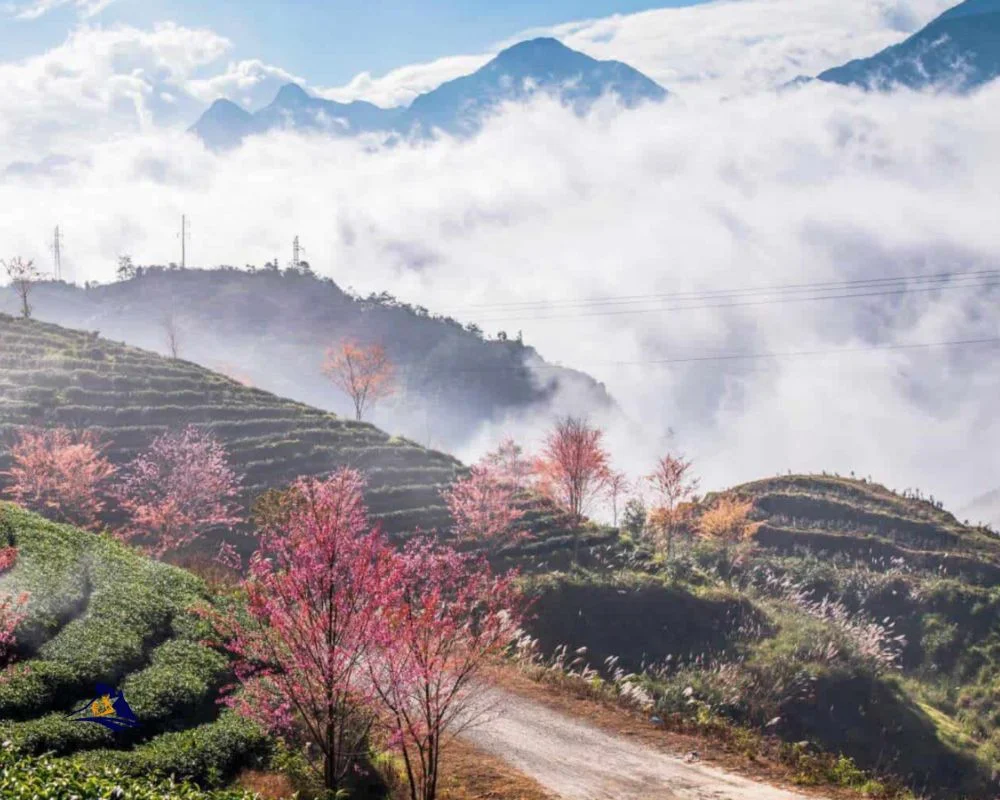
[1,0,998,513]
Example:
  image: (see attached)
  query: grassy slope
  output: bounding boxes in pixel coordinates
[523,476,1000,798]
[0,503,268,791]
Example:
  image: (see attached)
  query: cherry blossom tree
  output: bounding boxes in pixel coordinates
[534,416,611,562]
[372,540,523,800]
[2,427,116,530]
[198,471,401,797]
[113,426,242,558]
[646,453,700,557]
[443,463,526,556]
[0,547,28,668]
[323,340,396,421]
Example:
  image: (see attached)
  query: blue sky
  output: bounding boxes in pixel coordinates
[2,0,707,86]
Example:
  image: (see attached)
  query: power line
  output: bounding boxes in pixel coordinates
[445,336,1000,372]
[453,268,1000,313]
[468,277,1000,324]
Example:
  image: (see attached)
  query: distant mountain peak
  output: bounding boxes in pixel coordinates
[272,82,311,107]
[817,0,1000,92]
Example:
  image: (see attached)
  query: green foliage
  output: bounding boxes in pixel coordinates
[0,742,258,800]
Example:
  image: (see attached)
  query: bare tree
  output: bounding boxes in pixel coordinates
[161,313,182,359]
[2,257,42,319]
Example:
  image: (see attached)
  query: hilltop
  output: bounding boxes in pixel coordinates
[190,37,667,148]
[1,268,615,454]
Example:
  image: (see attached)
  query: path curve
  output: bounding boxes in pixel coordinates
[462,688,826,800]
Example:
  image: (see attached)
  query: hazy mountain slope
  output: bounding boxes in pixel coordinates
[190,37,667,148]
[0,268,616,453]
[817,0,1000,91]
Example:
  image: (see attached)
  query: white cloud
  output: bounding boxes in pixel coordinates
[187,59,306,111]
[1,0,998,510]
[317,53,491,108]
[10,0,117,20]
[0,22,231,160]
[3,80,999,510]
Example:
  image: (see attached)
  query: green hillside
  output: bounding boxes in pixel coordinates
[523,476,1000,798]
[729,474,1000,584]
[0,502,267,795]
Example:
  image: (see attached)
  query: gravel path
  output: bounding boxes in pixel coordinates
[462,687,826,800]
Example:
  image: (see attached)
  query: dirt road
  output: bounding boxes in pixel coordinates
[462,688,825,800]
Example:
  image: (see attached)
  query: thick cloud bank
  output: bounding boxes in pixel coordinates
[1,0,998,511]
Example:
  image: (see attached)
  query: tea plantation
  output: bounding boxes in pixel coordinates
[0,503,269,796]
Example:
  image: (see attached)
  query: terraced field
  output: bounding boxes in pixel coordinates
[721,475,1000,585]
[0,503,268,792]
[0,315,468,538]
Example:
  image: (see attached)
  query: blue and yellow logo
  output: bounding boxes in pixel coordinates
[67,684,140,732]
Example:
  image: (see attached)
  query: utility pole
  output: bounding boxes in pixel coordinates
[178,215,191,268]
[292,236,301,268]
[52,226,63,281]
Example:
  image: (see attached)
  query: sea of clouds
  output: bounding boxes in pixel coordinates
[1,0,998,514]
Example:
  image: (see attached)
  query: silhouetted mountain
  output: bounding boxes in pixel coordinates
[190,38,667,148]
[817,0,1000,91]
[0,268,616,452]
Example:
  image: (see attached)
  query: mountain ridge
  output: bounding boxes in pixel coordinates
[817,0,1000,91]
[190,37,668,148]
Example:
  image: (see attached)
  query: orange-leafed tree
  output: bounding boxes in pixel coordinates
[2,427,116,530]
[322,340,396,422]
[697,495,761,571]
[535,416,611,563]
[646,453,700,557]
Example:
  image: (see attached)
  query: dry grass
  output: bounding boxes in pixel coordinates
[436,740,555,800]
[234,769,296,799]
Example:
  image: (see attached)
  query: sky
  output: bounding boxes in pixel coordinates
[0,0,998,516]
[0,0,708,89]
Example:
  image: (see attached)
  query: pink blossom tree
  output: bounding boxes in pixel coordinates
[2,427,116,530]
[198,470,401,797]
[113,426,242,558]
[442,463,526,556]
[0,547,28,668]
[372,541,523,800]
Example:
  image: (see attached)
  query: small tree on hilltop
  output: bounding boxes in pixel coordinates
[323,339,396,422]
[113,426,242,558]
[372,540,523,800]
[605,471,630,528]
[199,471,401,797]
[483,437,533,492]
[2,427,116,530]
[443,462,525,556]
[621,497,647,539]
[2,257,42,319]
[646,453,700,558]
[535,416,611,564]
